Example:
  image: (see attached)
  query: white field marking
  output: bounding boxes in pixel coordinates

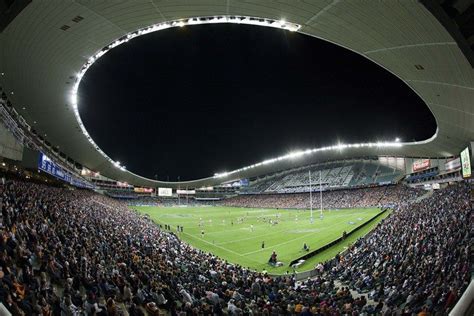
[151,213,365,239]
[215,212,374,245]
[162,213,285,231]
[165,213,296,231]
[124,206,276,262]
[215,222,329,246]
[156,210,373,232]
[181,232,262,264]
[153,214,165,221]
[146,209,380,266]
[240,212,381,256]
[148,212,374,227]
[150,208,376,235]
[215,226,294,245]
[179,214,323,243]
[287,228,320,233]
[241,230,324,256]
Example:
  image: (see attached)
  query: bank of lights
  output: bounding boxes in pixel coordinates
[70,15,301,172]
[213,141,404,178]
[113,161,126,171]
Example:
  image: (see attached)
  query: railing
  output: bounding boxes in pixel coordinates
[0,99,91,186]
[0,100,35,149]
[449,279,474,316]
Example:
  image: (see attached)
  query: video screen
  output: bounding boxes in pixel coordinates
[460,147,471,178]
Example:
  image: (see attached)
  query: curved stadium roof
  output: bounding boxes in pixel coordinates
[0,1,473,188]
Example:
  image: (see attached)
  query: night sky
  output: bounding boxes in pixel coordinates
[79,24,435,181]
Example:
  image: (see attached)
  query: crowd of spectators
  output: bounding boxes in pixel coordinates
[0,178,470,315]
[105,190,139,199]
[330,181,472,315]
[127,197,219,207]
[222,185,423,210]
[124,196,162,206]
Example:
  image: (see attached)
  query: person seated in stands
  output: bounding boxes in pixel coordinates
[128,303,145,316]
[60,295,80,315]
[106,297,116,314]
[145,301,161,316]
[268,251,277,266]
[47,256,62,284]
[11,276,25,300]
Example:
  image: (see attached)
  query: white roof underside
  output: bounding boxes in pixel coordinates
[0,0,473,188]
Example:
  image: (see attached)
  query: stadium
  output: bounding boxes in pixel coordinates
[0,0,473,315]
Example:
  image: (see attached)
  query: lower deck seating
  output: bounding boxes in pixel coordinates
[0,179,470,315]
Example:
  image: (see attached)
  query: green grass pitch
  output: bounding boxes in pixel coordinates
[132,206,389,274]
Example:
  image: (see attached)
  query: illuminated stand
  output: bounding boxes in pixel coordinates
[309,170,323,223]
[309,170,313,223]
[319,170,323,220]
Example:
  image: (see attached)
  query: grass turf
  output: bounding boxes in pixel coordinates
[132,206,389,274]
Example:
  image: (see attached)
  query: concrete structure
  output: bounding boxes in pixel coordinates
[0,1,472,187]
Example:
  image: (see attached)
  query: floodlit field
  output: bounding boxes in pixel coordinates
[132,206,389,274]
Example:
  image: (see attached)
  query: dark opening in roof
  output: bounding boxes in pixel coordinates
[79,24,435,181]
